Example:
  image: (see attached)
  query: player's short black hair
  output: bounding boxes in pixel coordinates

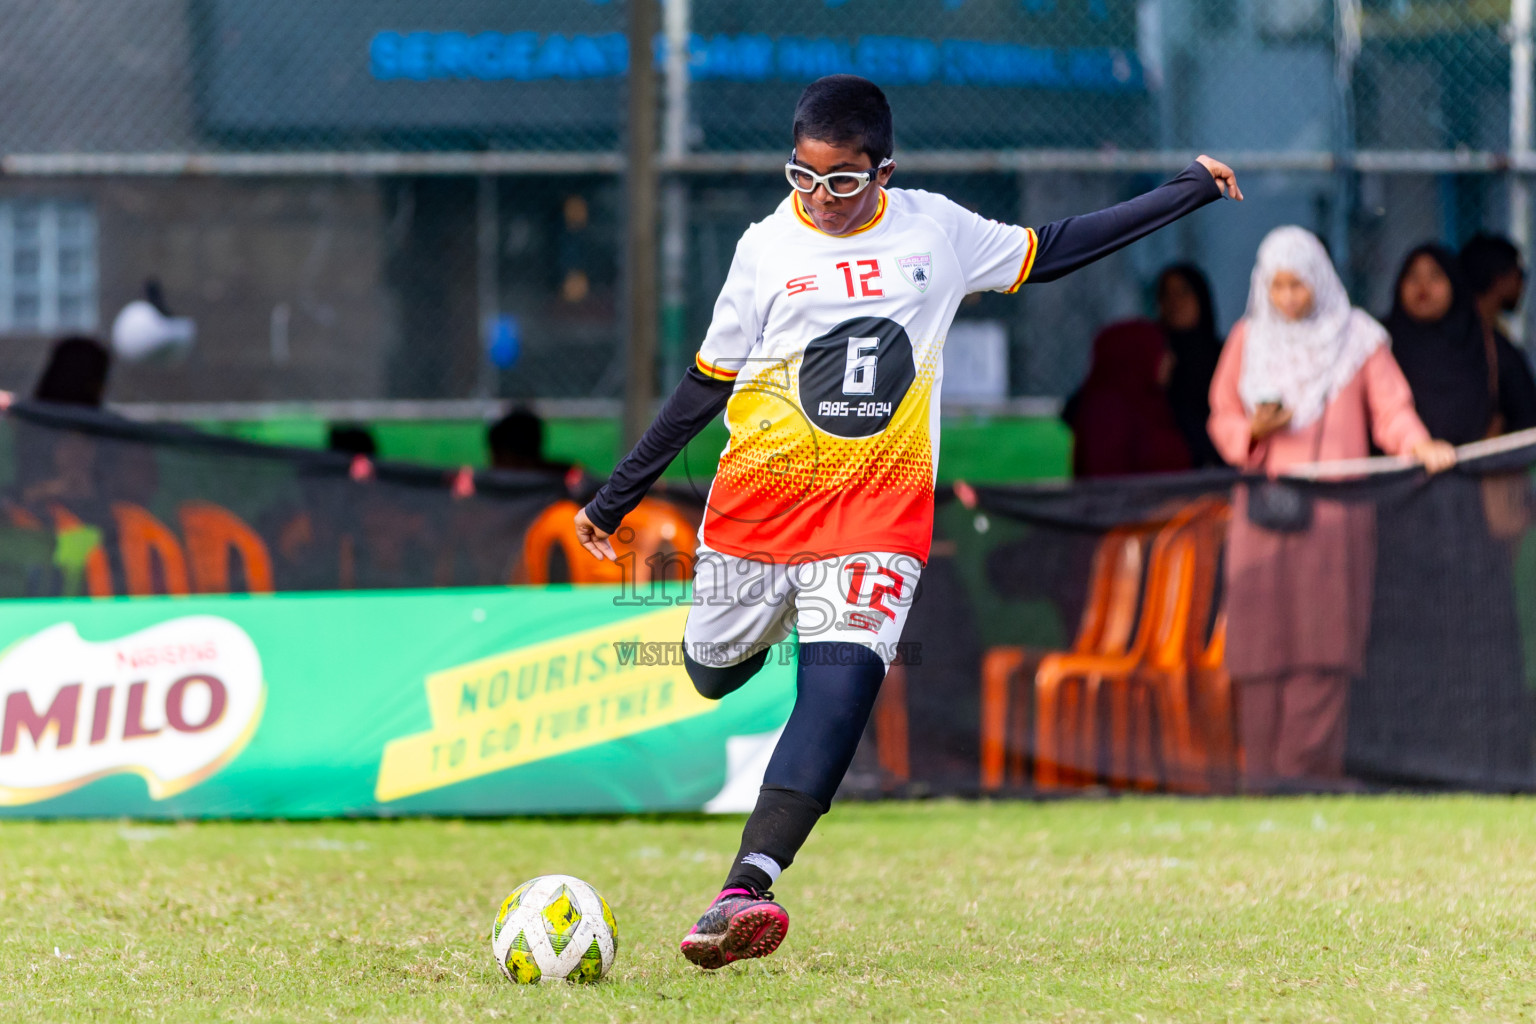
[792,75,893,166]
[1459,232,1524,295]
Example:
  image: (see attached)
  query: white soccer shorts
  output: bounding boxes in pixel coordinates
[682,544,923,668]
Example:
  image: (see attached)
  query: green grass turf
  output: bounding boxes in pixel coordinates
[7,797,1536,1023]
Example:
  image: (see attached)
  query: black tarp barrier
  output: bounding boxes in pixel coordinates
[0,400,573,596]
[8,401,1536,797]
[844,431,1536,797]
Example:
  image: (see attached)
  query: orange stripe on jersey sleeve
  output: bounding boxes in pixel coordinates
[695,353,740,381]
[1004,228,1039,294]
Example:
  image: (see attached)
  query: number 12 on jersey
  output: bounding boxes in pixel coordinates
[845,560,904,622]
[836,259,883,298]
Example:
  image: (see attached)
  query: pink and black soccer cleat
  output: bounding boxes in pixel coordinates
[678,887,789,969]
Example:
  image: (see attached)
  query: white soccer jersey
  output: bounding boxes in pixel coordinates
[693,188,1037,562]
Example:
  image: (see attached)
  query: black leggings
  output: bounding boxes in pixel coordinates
[686,641,885,807]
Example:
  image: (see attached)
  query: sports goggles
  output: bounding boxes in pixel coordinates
[784,153,894,198]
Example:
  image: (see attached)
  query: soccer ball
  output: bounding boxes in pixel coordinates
[491,875,617,984]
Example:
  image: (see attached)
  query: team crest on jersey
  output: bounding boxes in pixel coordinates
[897,253,932,293]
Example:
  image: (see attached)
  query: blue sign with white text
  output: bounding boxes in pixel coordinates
[197,0,1148,150]
[368,30,1141,94]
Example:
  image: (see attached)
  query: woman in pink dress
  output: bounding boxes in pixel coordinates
[1208,226,1456,790]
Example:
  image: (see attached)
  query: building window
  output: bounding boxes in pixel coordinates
[0,200,97,335]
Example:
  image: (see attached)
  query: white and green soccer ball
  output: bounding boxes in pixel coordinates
[491,874,618,984]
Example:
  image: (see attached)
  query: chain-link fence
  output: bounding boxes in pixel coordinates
[0,0,1525,412]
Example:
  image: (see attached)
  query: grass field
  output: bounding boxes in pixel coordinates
[8,797,1536,1023]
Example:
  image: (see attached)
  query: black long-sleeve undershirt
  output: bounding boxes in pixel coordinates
[583,161,1225,533]
[583,366,733,533]
[1028,161,1223,283]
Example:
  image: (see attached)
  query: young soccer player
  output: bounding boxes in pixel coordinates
[574,74,1242,968]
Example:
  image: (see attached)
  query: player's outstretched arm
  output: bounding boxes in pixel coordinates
[1027,155,1241,284]
[575,366,733,561]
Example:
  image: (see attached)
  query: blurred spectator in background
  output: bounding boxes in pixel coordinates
[1156,263,1226,467]
[33,336,111,407]
[1387,244,1536,443]
[1208,226,1454,792]
[1461,233,1526,347]
[1461,233,1536,432]
[111,280,195,365]
[1062,319,1190,478]
[1352,244,1535,788]
[488,407,572,474]
[20,336,114,511]
[327,423,378,458]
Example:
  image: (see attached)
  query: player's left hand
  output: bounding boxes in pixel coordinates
[1196,155,1244,201]
[574,506,617,561]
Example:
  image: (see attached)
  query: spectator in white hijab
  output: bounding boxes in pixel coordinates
[1208,225,1454,791]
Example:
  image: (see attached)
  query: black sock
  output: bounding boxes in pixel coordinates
[723,786,826,893]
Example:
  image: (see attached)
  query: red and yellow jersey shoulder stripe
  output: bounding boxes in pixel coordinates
[695,352,740,382]
[1004,228,1039,294]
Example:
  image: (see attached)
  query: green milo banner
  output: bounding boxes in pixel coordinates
[0,588,795,817]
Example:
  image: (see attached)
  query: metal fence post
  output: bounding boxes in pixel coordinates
[660,0,692,391]
[1512,0,1533,343]
[624,0,662,450]
[475,174,499,400]
[1332,0,1362,293]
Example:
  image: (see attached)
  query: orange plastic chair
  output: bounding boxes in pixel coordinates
[179,501,275,594]
[1127,501,1233,792]
[1153,498,1237,792]
[521,497,698,586]
[1033,499,1225,790]
[980,524,1154,790]
[1191,611,1237,792]
[1105,519,1204,790]
[1091,498,1231,793]
[1171,505,1235,791]
[979,647,1030,790]
[113,502,190,596]
[873,662,910,789]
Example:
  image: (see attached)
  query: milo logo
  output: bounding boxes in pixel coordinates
[0,617,264,804]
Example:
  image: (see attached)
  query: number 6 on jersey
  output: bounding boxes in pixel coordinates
[843,337,878,395]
